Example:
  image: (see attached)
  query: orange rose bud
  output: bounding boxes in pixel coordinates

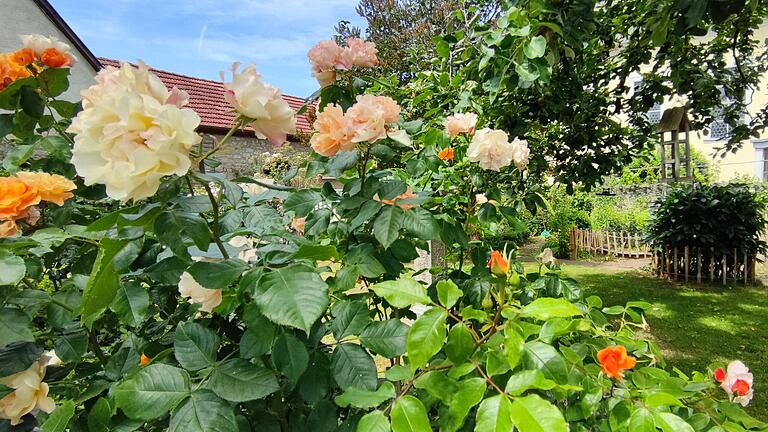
[15,172,76,206]
[40,48,70,68]
[140,354,151,366]
[438,147,455,161]
[597,345,637,379]
[11,48,35,66]
[0,176,40,220]
[732,379,751,396]
[488,250,509,277]
[713,367,726,383]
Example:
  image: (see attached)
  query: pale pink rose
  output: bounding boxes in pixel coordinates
[308,40,346,72]
[467,128,516,171]
[178,272,222,313]
[346,96,387,143]
[538,248,555,265]
[720,361,754,407]
[291,217,306,234]
[222,63,297,145]
[342,38,379,68]
[475,194,488,205]
[310,104,356,157]
[444,112,478,137]
[511,138,530,171]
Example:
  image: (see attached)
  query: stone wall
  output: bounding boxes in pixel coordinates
[200,132,311,179]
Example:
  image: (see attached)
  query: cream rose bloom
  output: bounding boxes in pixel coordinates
[538,248,555,265]
[69,61,201,202]
[467,128,516,171]
[511,137,531,171]
[20,34,76,66]
[0,358,55,425]
[178,272,222,313]
[222,63,296,146]
[228,235,258,263]
[444,112,478,137]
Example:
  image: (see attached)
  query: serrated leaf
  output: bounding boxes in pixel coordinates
[273,333,309,384]
[41,400,75,432]
[250,265,329,333]
[0,308,34,345]
[114,364,190,420]
[54,329,87,363]
[406,307,447,370]
[174,321,220,371]
[331,300,371,339]
[374,205,405,249]
[110,280,149,327]
[402,208,439,240]
[0,251,25,285]
[207,358,279,402]
[332,343,377,391]
[335,381,395,408]
[369,276,430,308]
[446,324,474,365]
[168,390,237,432]
[357,410,391,432]
[509,394,567,432]
[524,35,547,59]
[359,319,409,358]
[0,342,42,376]
[436,279,462,309]
[186,259,247,289]
[154,211,211,261]
[284,190,322,217]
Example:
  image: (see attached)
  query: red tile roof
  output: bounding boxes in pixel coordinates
[98,58,313,135]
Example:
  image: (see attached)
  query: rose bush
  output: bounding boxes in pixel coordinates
[0,31,764,432]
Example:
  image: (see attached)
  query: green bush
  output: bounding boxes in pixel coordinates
[590,195,651,234]
[648,183,768,255]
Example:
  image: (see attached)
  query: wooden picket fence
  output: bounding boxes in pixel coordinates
[653,247,757,285]
[570,228,651,259]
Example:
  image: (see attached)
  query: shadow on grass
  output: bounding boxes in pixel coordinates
[562,265,768,420]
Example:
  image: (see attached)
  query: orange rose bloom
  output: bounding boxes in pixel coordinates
[488,250,509,276]
[139,354,151,366]
[40,48,70,68]
[597,345,637,379]
[0,177,40,221]
[438,147,455,161]
[0,221,19,237]
[11,48,35,66]
[0,54,32,91]
[16,172,75,206]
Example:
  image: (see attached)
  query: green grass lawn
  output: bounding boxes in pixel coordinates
[560,264,768,420]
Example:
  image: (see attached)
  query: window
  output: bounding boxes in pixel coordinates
[633,81,662,124]
[703,87,734,141]
[762,149,768,181]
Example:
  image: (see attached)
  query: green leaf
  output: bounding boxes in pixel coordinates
[110,280,149,327]
[653,412,694,432]
[644,391,684,408]
[39,135,72,160]
[251,264,329,333]
[0,251,25,285]
[20,86,44,117]
[0,114,12,137]
[331,300,371,339]
[402,208,440,240]
[521,342,568,383]
[370,275,430,308]
[54,329,88,363]
[3,144,35,172]
[391,395,431,432]
[505,330,524,370]
[519,298,582,321]
[207,358,279,402]
[284,190,322,217]
[436,279,462,309]
[0,308,34,345]
[509,394,567,432]
[335,381,396,408]
[629,408,656,432]
[0,342,42,376]
[515,62,539,82]
[41,400,76,432]
[49,99,81,118]
[168,390,237,432]
[357,410,391,432]
[332,343,378,391]
[448,378,486,428]
[291,244,339,261]
[326,150,359,177]
[475,395,513,432]
[154,211,211,261]
[273,333,309,384]
[174,321,220,371]
[87,397,112,432]
[374,205,405,249]
[524,35,547,59]
[406,307,447,370]
[446,323,474,365]
[37,67,70,96]
[360,319,409,358]
[80,238,141,329]
[114,364,190,420]
[505,370,557,396]
[186,259,247,289]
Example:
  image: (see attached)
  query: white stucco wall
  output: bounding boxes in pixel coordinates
[1,0,97,101]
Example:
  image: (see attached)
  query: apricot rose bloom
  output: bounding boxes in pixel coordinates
[310,104,355,157]
[444,112,478,137]
[347,95,401,143]
[16,172,75,206]
[222,63,296,146]
[0,177,40,220]
[308,40,346,73]
[488,250,509,277]
[178,272,223,313]
[468,128,517,171]
[307,38,379,86]
[342,38,379,68]
[20,34,76,67]
[0,221,19,237]
[596,345,637,379]
[69,61,202,202]
[438,147,455,161]
[0,356,56,425]
[715,361,754,406]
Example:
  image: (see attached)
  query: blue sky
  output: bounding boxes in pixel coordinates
[49,0,366,97]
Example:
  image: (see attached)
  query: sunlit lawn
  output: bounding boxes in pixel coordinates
[560,264,768,420]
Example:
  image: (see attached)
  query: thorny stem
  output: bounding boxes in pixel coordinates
[200,179,230,259]
[196,117,245,165]
[472,359,508,396]
[87,328,108,367]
